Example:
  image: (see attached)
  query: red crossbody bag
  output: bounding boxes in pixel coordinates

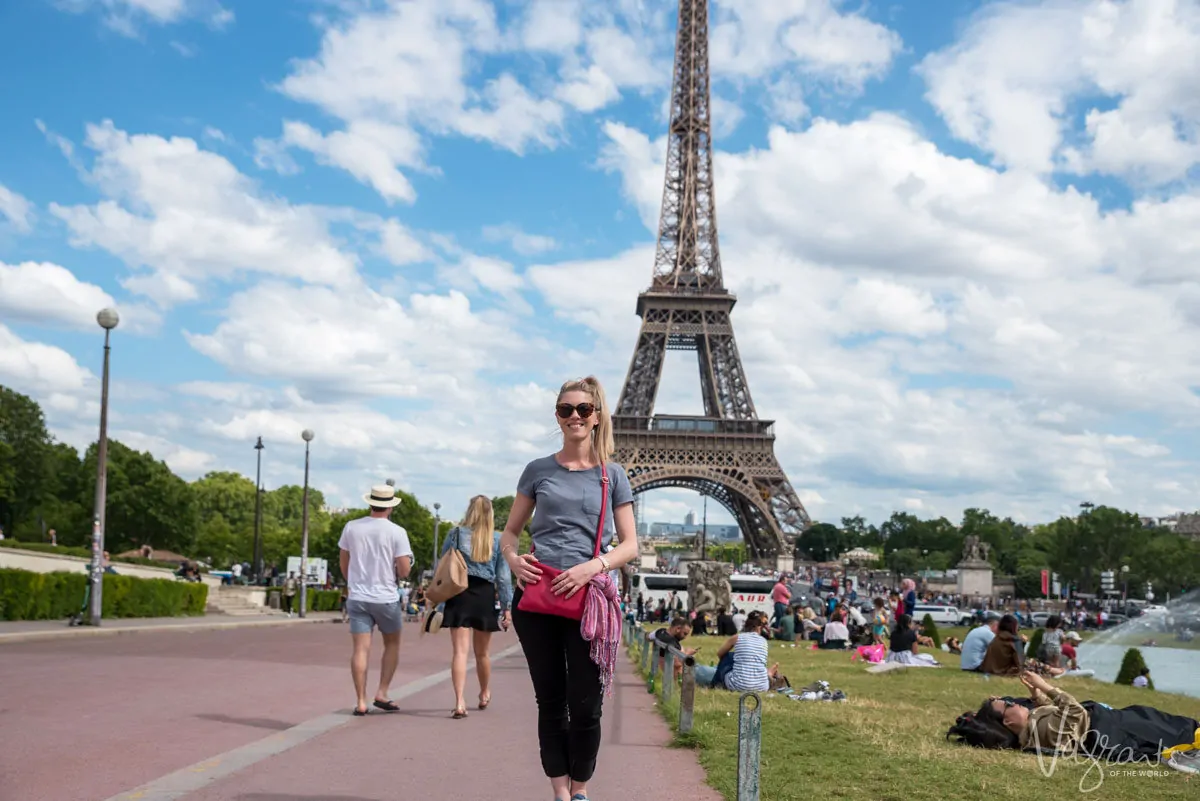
[516,462,609,621]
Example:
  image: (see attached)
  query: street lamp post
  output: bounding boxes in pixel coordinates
[432,502,442,571]
[1121,565,1129,605]
[299,429,314,619]
[253,437,264,581]
[88,308,119,627]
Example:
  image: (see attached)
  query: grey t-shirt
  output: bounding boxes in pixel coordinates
[516,455,634,570]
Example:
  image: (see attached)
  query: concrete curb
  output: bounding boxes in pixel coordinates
[0,614,341,644]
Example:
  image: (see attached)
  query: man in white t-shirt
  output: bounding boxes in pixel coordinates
[338,484,414,716]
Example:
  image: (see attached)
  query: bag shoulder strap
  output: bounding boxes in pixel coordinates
[593,462,609,558]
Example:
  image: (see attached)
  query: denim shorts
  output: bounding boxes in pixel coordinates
[346,599,404,635]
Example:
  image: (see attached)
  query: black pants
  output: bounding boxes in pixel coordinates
[511,588,604,782]
[1083,702,1199,762]
[283,594,294,614]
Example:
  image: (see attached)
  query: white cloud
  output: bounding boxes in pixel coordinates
[266,0,562,202]
[112,429,216,476]
[0,261,113,330]
[56,0,233,37]
[0,183,33,232]
[185,281,526,400]
[0,324,94,396]
[267,119,424,204]
[920,0,1200,182]
[49,121,360,307]
[709,0,902,120]
[374,219,434,266]
[482,223,557,255]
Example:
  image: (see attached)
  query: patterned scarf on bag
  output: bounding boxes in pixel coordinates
[581,570,622,697]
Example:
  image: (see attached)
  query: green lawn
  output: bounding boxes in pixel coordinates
[630,630,1200,801]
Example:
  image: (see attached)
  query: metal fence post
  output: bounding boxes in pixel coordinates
[737,692,762,801]
[661,648,674,704]
[641,632,651,673]
[679,658,695,734]
[648,640,659,693]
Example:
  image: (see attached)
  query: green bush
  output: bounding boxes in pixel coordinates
[0,569,208,620]
[920,613,941,649]
[269,588,341,612]
[1115,647,1155,689]
[1026,628,1045,662]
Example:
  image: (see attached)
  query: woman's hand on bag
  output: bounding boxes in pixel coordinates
[552,558,603,599]
[509,553,542,587]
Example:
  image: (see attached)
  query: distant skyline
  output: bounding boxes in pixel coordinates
[4,1,1200,529]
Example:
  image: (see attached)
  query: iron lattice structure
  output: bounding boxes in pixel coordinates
[614,0,810,560]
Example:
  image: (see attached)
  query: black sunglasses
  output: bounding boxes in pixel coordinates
[556,402,597,419]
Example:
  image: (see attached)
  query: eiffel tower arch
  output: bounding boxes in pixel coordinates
[613,0,810,562]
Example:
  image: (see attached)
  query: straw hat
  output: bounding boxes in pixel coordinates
[363,484,402,508]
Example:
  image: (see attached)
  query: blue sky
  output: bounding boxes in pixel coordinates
[3,0,1200,532]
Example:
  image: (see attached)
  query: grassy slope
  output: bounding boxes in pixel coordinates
[632,630,1200,801]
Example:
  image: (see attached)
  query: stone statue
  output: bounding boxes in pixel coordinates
[961,535,981,563]
[692,581,716,613]
[978,540,991,562]
[687,561,733,612]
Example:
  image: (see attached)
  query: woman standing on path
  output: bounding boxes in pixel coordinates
[440,495,513,719]
[501,376,638,801]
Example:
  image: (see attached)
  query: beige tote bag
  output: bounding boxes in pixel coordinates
[426,528,468,605]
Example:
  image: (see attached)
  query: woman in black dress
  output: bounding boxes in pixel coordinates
[440,495,512,719]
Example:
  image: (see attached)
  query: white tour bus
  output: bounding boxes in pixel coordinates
[630,572,777,617]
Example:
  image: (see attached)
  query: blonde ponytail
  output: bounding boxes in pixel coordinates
[558,375,614,465]
[461,495,494,562]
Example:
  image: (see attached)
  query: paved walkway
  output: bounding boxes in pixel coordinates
[0,619,721,801]
[0,613,342,643]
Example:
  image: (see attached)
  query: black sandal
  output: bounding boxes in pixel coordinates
[373,699,400,712]
[452,708,468,719]
[352,708,369,716]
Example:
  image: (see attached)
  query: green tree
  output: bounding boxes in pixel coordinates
[192,471,257,534]
[841,515,881,547]
[887,547,922,577]
[84,440,200,555]
[194,513,243,568]
[798,522,845,562]
[0,387,53,536]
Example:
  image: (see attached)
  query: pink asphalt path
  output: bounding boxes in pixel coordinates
[1,621,721,801]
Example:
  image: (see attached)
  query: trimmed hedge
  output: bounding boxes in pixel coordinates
[268,588,341,612]
[1116,647,1155,689]
[920,613,942,649]
[1026,628,1045,662]
[0,569,208,620]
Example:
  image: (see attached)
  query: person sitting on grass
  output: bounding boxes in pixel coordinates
[773,605,799,642]
[818,609,851,649]
[694,611,781,691]
[653,616,698,679]
[1133,667,1151,688]
[944,636,963,655]
[980,614,1063,677]
[947,670,1200,769]
[883,613,941,667]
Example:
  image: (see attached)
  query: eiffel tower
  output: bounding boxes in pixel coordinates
[614,0,810,563]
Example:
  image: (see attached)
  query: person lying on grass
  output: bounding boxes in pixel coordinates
[947,670,1199,763]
